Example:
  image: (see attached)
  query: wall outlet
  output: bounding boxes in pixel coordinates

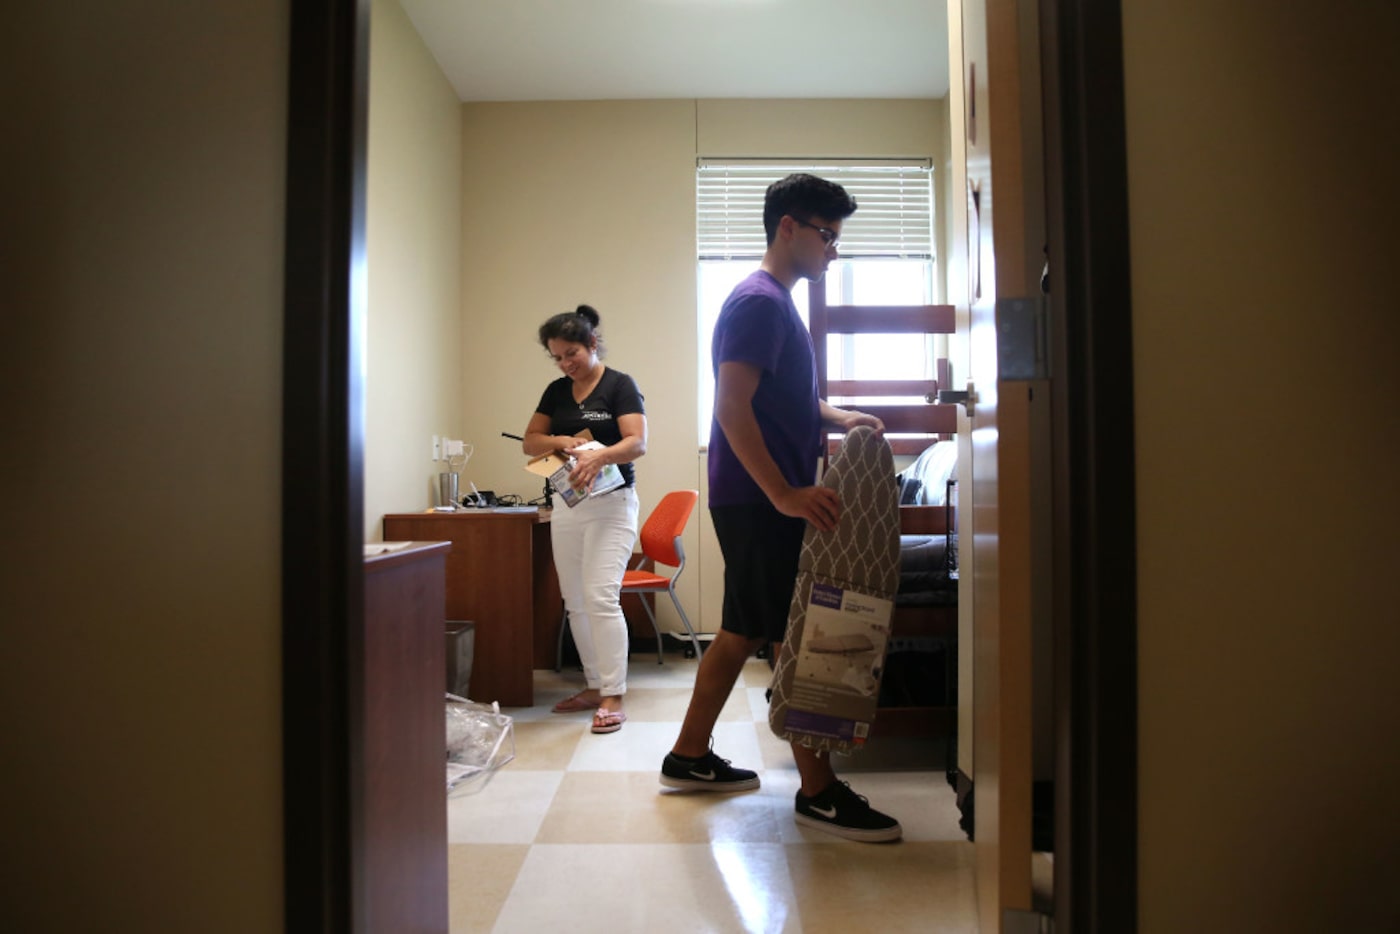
[444,439,465,458]
[432,435,441,461]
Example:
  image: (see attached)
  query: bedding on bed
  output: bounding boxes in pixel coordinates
[895,441,959,606]
[896,440,958,506]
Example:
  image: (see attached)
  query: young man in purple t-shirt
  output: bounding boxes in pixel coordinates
[659,174,902,842]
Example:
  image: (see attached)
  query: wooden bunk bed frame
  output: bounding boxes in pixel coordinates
[808,284,959,739]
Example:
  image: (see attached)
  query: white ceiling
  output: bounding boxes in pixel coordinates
[398,0,950,102]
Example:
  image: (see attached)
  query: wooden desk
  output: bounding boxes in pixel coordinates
[382,509,559,707]
[363,540,450,934]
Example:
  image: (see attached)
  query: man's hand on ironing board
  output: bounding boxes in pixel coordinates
[773,484,840,533]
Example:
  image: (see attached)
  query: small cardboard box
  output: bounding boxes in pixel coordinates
[524,436,623,508]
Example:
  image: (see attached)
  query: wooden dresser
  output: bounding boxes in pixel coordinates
[363,540,450,934]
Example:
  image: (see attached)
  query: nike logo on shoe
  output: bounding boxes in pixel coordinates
[809,805,838,819]
[689,770,716,780]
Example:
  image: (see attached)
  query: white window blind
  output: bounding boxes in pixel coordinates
[697,160,934,260]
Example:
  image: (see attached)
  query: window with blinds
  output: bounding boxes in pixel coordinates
[696,160,934,260]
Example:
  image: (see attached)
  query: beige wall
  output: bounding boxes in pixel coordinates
[1123,1,1400,929]
[365,0,465,539]
[1,3,287,930]
[454,99,945,636]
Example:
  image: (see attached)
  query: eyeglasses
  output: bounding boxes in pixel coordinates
[791,216,839,247]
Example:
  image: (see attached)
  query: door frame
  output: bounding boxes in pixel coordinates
[276,0,1139,930]
[281,0,370,930]
[1040,0,1138,929]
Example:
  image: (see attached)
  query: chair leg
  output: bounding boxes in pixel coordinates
[638,595,664,664]
[669,583,702,660]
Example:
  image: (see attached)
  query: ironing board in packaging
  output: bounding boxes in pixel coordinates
[768,425,901,754]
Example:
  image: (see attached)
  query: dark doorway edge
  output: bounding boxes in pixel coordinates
[281,0,370,930]
[1041,0,1139,930]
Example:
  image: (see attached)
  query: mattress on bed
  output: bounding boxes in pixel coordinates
[895,440,959,606]
[896,532,957,606]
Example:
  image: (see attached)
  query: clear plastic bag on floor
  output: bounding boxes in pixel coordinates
[445,693,515,795]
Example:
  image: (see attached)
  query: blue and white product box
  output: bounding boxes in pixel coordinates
[528,441,624,508]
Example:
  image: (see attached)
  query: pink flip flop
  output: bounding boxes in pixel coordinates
[590,709,626,734]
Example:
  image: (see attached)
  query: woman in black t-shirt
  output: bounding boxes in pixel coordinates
[522,305,646,734]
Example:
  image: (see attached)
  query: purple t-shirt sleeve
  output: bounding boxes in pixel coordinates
[713,292,785,375]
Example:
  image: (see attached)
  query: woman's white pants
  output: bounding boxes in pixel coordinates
[549,485,639,697]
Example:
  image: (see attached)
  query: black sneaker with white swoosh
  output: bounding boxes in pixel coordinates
[794,780,902,842]
[659,749,760,792]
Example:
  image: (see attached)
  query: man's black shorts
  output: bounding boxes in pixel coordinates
[710,503,806,643]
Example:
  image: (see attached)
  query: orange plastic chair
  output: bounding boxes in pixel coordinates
[556,489,703,669]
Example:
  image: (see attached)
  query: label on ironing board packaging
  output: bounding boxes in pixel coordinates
[780,581,893,746]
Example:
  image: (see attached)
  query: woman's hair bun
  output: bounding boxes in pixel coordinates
[574,304,600,327]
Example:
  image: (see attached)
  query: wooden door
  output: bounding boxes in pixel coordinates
[950,0,1043,927]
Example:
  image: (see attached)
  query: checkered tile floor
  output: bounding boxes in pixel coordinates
[446,653,977,933]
